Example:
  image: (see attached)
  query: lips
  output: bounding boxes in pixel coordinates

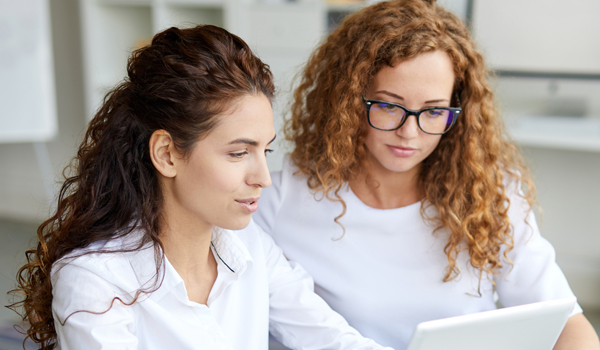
[387,145,417,157]
[235,198,260,213]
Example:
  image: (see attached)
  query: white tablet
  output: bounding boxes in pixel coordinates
[406,297,577,350]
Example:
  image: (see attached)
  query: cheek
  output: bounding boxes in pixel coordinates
[177,161,236,208]
[364,128,385,153]
[201,166,240,197]
[422,135,443,156]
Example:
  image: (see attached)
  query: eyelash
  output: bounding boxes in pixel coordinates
[229,149,274,158]
[230,151,248,158]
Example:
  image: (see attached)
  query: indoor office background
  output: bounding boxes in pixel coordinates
[0,0,599,349]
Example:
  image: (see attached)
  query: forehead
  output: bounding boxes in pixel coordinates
[373,51,455,91]
[382,51,454,82]
[206,94,274,140]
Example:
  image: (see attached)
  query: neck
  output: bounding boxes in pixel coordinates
[159,194,218,305]
[160,215,214,278]
[350,157,422,209]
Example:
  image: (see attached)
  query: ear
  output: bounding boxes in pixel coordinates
[149,130,178,178]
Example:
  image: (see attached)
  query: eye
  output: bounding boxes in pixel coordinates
[424,109,443,117]
[265,149,274,156]
[229,151,248,158]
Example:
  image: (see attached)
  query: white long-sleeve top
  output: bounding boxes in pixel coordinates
[51,220,392,350]
[254,156,582,350]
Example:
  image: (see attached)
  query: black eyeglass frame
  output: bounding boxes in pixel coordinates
[362,96,461,135]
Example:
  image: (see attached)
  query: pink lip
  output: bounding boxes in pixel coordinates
[387,145,417,158]
[235,197,260,214]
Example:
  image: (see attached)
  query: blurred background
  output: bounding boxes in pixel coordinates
[0,0,599,348]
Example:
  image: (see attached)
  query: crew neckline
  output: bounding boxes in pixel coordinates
[344,183,423,212]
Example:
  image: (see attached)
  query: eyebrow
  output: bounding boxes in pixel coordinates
[424,99,449,104]
[228,134,277,146]
[376,91,404,101]
[375,90,449,105]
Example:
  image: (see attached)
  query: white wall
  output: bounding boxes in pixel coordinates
[522,146,600,308]
[481,1,600,308]
[0,0,86,222]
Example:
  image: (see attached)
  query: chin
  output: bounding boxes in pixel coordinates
[387,164,418,173]
[220,215,253,231]
[378,158,418,174]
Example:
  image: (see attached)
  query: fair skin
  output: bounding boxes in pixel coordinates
[351,50,600,349]
[351,50,452,209]
[149,93,275,305]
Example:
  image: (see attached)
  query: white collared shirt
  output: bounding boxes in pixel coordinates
[51,220,391,350]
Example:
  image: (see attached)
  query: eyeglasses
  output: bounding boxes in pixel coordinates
[363,96,461,135]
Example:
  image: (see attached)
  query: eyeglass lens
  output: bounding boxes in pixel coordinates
[369,102,454,134]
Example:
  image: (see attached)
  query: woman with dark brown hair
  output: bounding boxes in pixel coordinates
[9,25,393,350]
[254,1,600,349]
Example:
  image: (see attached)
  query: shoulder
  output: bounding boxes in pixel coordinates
[51,235,157,296]
[501,171,535,225]
[269,155,309,194]
[499,172,548,253]
[51,248,147,322]
[256,155,311,232]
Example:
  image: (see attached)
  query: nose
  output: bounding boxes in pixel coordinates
[248,153,272,188]
[396,114,420,138]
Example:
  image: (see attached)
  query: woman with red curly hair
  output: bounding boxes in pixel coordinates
[255,0,600,349]
[9,25,393,350]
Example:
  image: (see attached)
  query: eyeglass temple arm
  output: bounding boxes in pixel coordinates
[453,90,461,107]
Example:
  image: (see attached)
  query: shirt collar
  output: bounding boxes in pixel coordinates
[210,227,253,275]
[144,227,254,303]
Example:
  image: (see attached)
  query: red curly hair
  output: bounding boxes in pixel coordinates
[286,0,536,283]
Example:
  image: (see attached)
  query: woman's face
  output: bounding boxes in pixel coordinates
[169,94,275,231]
[364,50,455,177]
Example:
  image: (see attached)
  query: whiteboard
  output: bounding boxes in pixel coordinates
[471,0,600,75]
[0,0,57,143]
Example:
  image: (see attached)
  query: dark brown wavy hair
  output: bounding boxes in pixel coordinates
[8,25,274,349]
[287,0,535,283]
